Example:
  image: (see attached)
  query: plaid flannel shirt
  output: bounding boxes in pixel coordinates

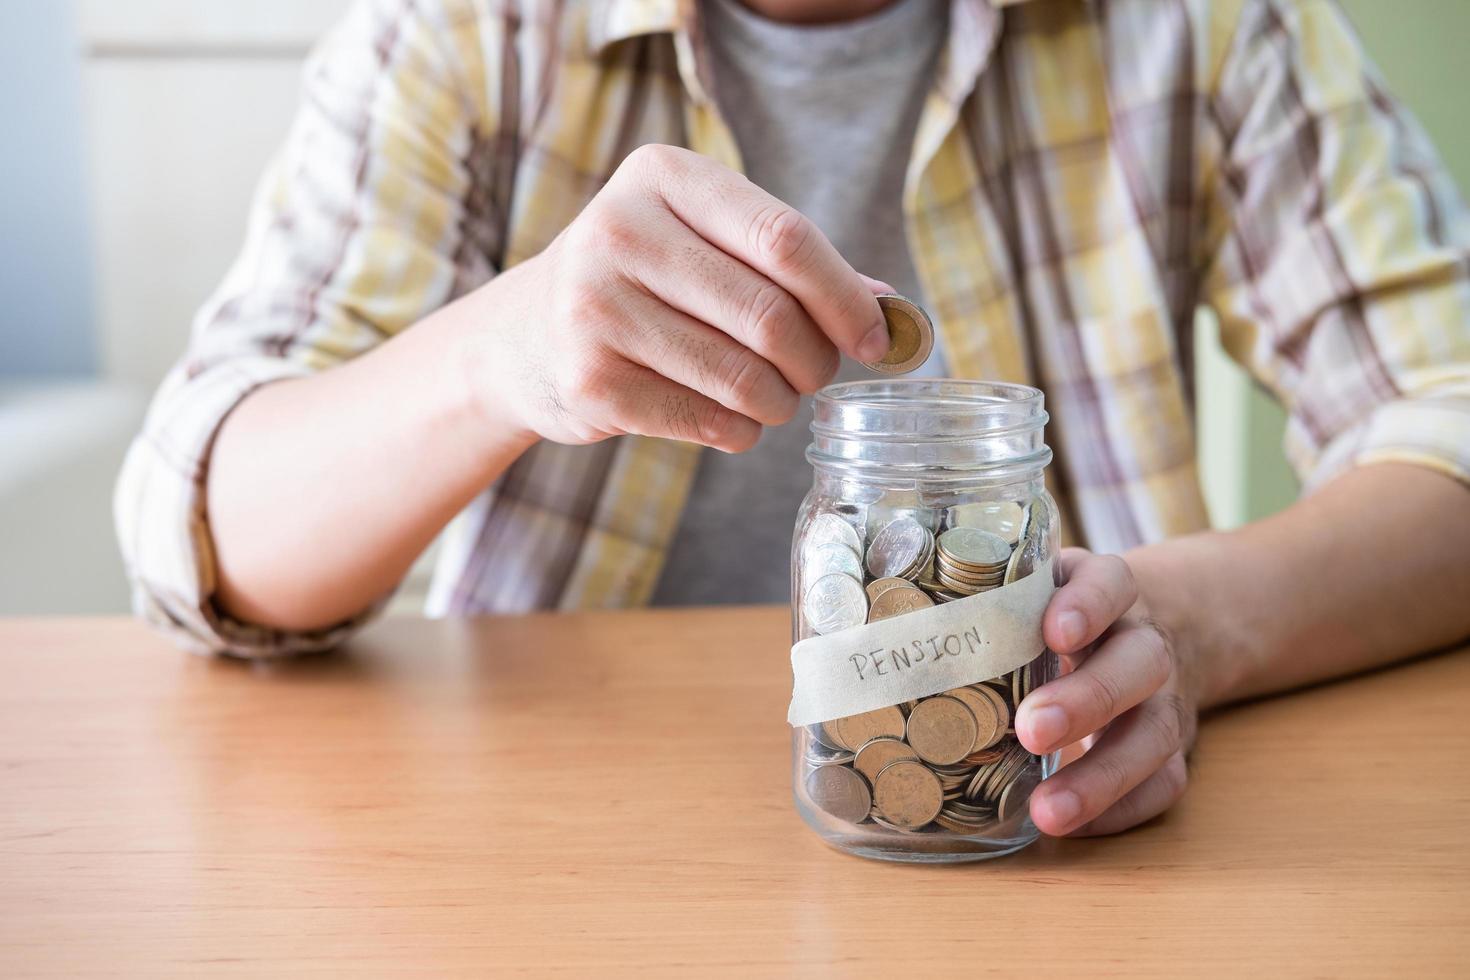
[116,0,1470,655]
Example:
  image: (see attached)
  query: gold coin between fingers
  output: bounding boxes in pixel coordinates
[863,295,935,375]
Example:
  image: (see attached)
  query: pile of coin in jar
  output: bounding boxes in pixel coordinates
[797,498,1049,834]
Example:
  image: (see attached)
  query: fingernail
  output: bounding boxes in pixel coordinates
[858,324,890,362]
[1023,703,1069,750]
[1056,610,1086,650]
[1043,789,1082,830]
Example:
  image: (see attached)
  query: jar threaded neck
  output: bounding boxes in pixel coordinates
[807,380,1051,482]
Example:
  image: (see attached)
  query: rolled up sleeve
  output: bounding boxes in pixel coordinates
[114,0,502,656]
[1201,0,1470,493]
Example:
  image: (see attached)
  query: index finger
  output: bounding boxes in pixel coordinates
[1045,549,1139,655]
[632,145,891,363]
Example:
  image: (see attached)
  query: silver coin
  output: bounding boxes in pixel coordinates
[802,572,868,635]
[804,513,863,557]
[863,497,934,544]
[865,517,930,579]
[1019,496,1048,545]
[906,530,935,580]
[947,500,1024,545]
[804,739,857,767]
[997,767,1041,823]
[1003,530,1036,585]
[803,541,863,583]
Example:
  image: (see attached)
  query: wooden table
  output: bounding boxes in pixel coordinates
[2,613,1467,976]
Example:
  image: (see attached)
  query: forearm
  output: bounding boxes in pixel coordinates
[1127,463,1470,710]
[207,282,536,632]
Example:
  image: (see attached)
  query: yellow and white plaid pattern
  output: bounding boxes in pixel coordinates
[116,0,1470,655]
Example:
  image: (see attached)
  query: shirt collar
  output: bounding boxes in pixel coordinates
[588,0,1040,57]
[588,0,684,54]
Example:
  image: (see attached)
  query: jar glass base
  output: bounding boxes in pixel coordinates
[797,795,1044,863]
[820,828,1041,864]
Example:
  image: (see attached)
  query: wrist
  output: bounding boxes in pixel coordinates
[433,269,541,466]
[1124,530,1257,711]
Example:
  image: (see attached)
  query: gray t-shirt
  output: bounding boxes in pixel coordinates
[651,0,948,606]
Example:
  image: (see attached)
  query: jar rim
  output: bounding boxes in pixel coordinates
[815,379,1044,413]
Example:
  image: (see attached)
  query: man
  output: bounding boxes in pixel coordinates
[117,0,1470,840]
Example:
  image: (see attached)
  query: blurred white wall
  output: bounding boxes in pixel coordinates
[80,0,349,387]
[0,2,96,375]
[0,0,352,616]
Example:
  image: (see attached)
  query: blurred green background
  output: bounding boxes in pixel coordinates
[1198,0,1470,528]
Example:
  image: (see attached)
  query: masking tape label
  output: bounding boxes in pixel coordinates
[787,558,1054,727]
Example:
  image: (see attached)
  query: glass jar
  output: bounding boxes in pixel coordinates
[789,379,1060,862]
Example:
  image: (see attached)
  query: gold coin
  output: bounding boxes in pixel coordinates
[935,805,994,834]
[982,744,1031,802]
[934,555,1002,575]
[871,759,944,830]
[962,746,1006,767]
[971,683,1011,748]
[936,559,1005,577]
[1003,539,1029,585]
[934,562,1006,586]
[905,695,979,765]
[833,705,907,751]
[937,527,1013,567]
[998,769,1042,823]
[933,562,1004,587]
[805,765,872,824]
[964,764,992,802]
[853,736,918,782]
[943,687,1002,751]
[865,576,915,603]
[869,814,916,834]
[868,584,935,622]
[980,678,1013,707]
[816,721,847,751]
[935,569,999,596]
[916,567,945,592]
[863,294,935,375]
